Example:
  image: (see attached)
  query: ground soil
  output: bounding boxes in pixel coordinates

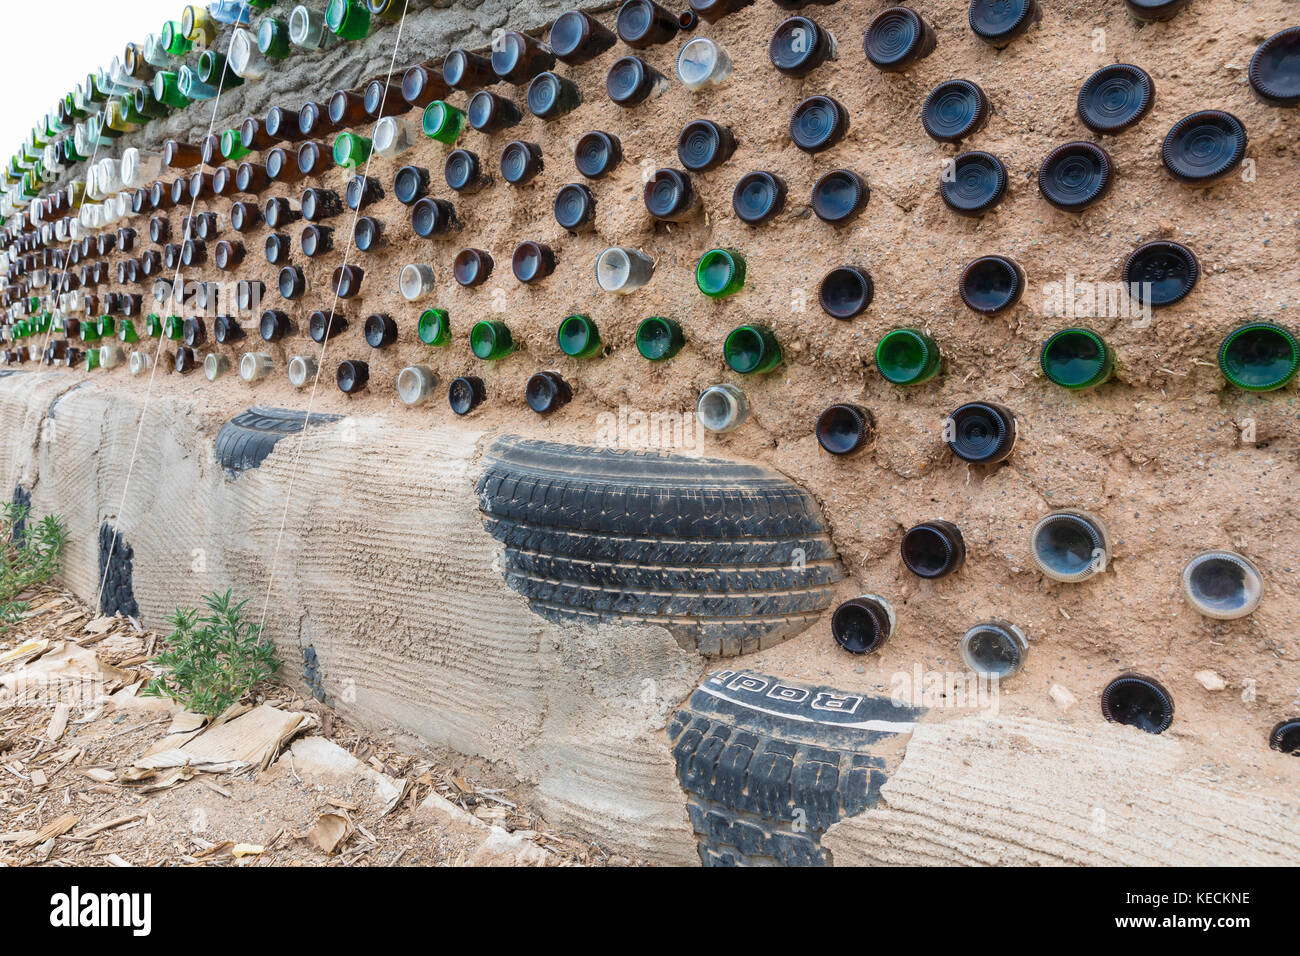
[0,586,617,867]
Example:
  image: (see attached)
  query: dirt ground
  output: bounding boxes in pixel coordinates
[0,585,619,867]
[13,0,1300,815]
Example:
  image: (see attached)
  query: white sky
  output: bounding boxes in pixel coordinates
[1,0,185,160]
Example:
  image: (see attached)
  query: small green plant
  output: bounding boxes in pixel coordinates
[1,503,67,631]
[143,590,281,716]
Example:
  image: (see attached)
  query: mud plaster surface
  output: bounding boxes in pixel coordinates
[0,374,703,863]
[23,0,1300,812]
[822,714,1300,866]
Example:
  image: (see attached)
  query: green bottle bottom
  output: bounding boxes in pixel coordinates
[724,325,780,375]
[327,0,371,40]
[422,102,465,145]
[418,309,450,347]
[876,329,941,385]
[334,133,372,169]
[1218,322,1299,392]
[557,315,600,359]
[470,320,514,360]
[1040,328,1113,390]
[221,130,251,161]
[697,249,746,299]
[636,317,684,361]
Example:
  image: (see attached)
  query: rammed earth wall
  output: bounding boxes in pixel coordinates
[7,0,1300,863]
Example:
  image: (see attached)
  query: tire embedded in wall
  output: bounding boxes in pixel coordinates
[476,436,843,657]
[213,406,343,478]
[97,524,140,619]
[11,486,30,546]
[302,646,327,703]
[667,669,924,866]
[47,381,87,419]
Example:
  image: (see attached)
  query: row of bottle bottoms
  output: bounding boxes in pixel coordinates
[3,65,1274,249]
[5,330,1292,474]
[0,178,1238,327]
[7,305,1299,397]
[834,526,1269,740]
[0,147,1275,364]
[13,0,1298,229]
[11,0,1298,219]
[837,593,1289,745]
[5,224,1294,400]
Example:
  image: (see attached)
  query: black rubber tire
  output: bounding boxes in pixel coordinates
[98,524,140,619]
[48,381,88,419]
[214,406,342,478]
[11,485,30,546]
[477,436,843,657]
[667,669,924,866]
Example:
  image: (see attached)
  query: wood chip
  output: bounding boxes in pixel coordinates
[45,704,69,742]
[0,639,49,664]
[19,813,77,847]
[193,841,235,860]
[307,812,350,854]
[83,616,117,636]
[73,812,143,839]
[201,778,232,798]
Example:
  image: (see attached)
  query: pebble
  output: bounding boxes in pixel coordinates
[1195,670,1227,692]
[1049,684,1078,711]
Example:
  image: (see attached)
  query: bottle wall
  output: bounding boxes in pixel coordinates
[5,0,1300,769]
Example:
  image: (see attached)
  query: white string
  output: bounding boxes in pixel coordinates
[93,29,243,615]
[256,1,413,634]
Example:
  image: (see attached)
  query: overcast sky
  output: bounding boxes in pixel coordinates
[1,0,185,160]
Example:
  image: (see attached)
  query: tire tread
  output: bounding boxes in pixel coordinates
[477,437,842,656]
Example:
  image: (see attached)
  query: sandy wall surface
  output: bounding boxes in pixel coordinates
[823,714,1300,866]
[2,367,1297,863]
[9,0,1300,859]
